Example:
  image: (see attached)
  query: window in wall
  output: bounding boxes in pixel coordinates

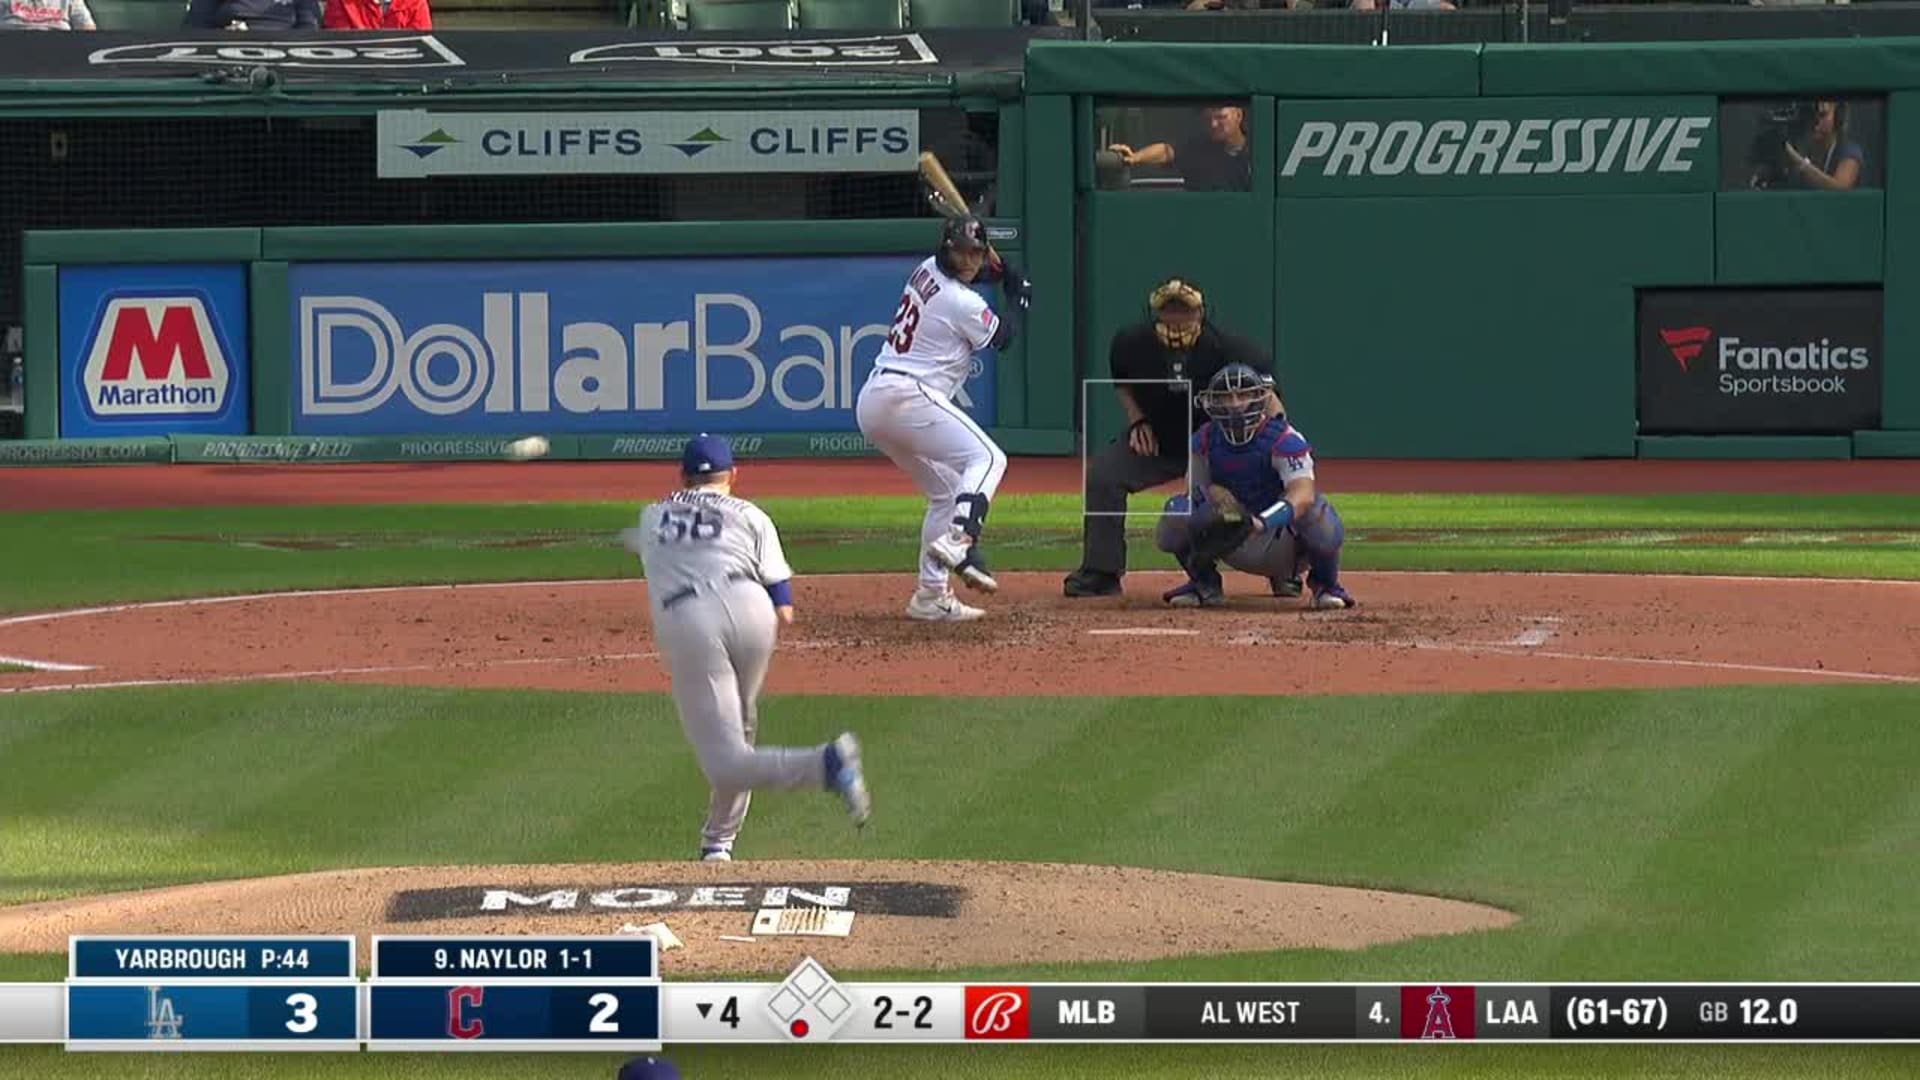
[1094,100,1254,193]
[1720,95,1885,193]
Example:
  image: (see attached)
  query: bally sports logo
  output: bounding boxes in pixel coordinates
[80,295,232,417]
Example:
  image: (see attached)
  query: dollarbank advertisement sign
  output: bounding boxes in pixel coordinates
[287,257,996,435]
[1277,97,1717,195]
[377,109,918,177]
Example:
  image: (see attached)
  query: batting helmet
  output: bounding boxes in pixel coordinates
[936,214,990,277]
[617,1056,682,1080]
[1199,362,1270,446]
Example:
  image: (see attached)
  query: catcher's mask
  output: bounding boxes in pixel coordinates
[1200,363,1271,446]
[1149,277,1205,351]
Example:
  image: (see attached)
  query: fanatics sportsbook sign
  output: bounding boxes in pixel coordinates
[1636,288,1883,435]
[1276,97,1716,195]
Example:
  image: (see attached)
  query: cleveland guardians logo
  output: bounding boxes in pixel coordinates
[448,985,485,1039]
[964,986,1029,1040]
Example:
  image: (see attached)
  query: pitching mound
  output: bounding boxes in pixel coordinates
[0,861,1516,975]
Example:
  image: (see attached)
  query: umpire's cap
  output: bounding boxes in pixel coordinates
[617,1056,682,1080]
[681,433,734,476]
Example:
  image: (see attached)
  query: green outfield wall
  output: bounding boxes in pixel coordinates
[16,37,1920,462]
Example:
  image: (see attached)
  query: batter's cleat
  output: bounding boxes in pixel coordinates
[1063,568,1123,598]
[1162,576,1226,609]
[1310,585,1356,610]
[1269,575,1304,598]
[906,588,985,622]
[699,847,733,863]
[823,733,871,828]
[927,528,997,593]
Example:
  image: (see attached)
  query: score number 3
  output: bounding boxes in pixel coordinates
[285,992,319,1034]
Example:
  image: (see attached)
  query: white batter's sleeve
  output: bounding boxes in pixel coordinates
[952,289,999,352]
[749,505,794,585]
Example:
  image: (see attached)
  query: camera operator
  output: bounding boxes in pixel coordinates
[1751,99,1862,192]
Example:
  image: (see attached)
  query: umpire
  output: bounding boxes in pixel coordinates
[1064,276,1291,598]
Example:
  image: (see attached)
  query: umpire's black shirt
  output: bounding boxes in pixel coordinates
[1108,321,1272,458]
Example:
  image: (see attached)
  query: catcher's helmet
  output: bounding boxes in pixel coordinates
[1149,276,1206,351]
[1200,363,1271,446]
[936,214,990,277]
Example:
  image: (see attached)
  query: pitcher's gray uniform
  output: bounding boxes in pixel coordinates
[628,435,870,860]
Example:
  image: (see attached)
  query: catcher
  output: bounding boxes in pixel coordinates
[1154,363,1354,609]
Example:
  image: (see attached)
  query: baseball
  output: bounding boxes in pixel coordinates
[505,436,550,461]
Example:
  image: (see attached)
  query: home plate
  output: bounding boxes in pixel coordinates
[1087,628,1202,637]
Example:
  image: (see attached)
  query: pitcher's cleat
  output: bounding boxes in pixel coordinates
[823,733,871,828]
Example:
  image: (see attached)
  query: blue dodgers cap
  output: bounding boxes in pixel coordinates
[681,433,734,475]
[616,1056,682,1080]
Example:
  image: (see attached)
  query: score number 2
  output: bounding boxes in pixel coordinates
[873,994,934,1030]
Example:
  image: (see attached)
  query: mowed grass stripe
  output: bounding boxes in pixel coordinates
[1552,687,1920,979]
[1767,776,1920,976]
[8,492,1920,614]
[1425,690,1796,978]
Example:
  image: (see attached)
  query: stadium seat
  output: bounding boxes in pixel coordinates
[797,0,901,28]
[686,0,794,28]
[907,0,1015,27]
[85,0,186,29]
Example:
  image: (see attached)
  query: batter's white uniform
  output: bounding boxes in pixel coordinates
[856,256,1010,594]
[632,488,824,855]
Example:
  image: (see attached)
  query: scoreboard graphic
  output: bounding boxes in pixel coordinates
[11,935,1920,1049]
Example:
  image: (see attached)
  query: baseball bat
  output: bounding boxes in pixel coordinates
[917,150,1004,274]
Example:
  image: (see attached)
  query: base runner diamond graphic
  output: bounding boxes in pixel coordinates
[765,957,854,1042]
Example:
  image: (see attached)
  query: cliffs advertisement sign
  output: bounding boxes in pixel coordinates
[1277,97,1717,195]
[1637,288,1882,435]
[377,108,918,178]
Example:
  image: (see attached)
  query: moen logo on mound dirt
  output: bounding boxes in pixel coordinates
[1638,288,1883,434]
[1277,97,1717,195]
[288,257,997,436]
[58,266,252,438]
[385,881,966,922]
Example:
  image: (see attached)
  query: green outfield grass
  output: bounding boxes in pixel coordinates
[4,492,1920,614]
[3,490,1918,1078]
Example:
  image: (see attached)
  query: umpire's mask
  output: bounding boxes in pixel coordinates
[1150,277,1205,351]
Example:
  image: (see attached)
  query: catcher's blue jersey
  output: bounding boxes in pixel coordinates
[1192,418,1316,514]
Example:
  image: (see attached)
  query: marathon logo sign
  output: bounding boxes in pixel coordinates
[1277,97,1717,195]
[1637,288,1883,434]
[570,34,937,68]
[58,267,251,438]
[386,881,966,922]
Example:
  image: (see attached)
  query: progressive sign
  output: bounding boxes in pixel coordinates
[1277,97,1717,195]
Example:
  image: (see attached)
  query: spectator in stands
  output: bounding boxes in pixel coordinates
[1352,0,1458,10]
[1107,105,1252,193]
[186,0,318,28]
[324,0,431,28]
[0,0,94,29]
[1784,99,1863,191]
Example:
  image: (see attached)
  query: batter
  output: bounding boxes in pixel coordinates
[856,213,1032,622]
[626,434,872,862]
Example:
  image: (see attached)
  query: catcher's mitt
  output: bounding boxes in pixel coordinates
[1188,485,1253,563]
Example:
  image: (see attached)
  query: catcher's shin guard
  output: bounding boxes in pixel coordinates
[1297,497,1347,594]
